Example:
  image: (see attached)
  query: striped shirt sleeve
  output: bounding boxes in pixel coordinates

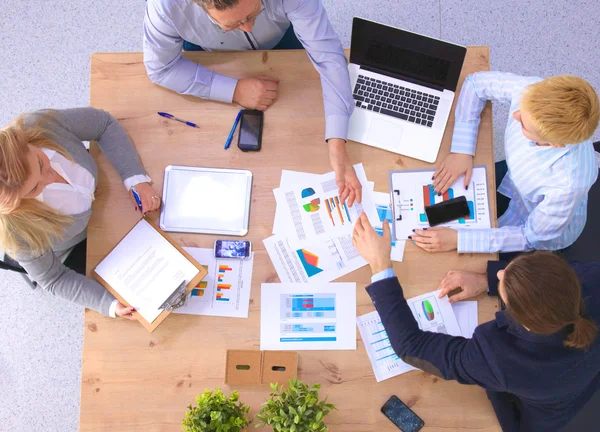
[451,72,532,155]
[458,187,587,253]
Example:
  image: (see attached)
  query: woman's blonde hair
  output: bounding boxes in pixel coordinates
[0,113,73,257]
[521,75,600,145]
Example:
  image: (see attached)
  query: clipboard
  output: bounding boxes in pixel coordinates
[93,219,208,332]
[388,166,490,241]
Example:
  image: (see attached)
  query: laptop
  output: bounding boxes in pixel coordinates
[347,18,467,163]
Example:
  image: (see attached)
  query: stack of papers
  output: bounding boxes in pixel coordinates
[357,291,477,382]
[264,164,404,284]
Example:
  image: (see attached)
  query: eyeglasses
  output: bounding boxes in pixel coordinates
[211,1,265,33]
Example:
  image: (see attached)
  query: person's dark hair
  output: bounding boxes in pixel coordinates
[501,252,597,350]
[194,0,240,11]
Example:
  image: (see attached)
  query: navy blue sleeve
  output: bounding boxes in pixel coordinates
[366,277,506,391]
[486,260,508,297]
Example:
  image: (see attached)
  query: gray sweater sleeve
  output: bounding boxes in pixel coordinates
[11,107,150,316]
[15,249,115,316]
[50,107,148,180]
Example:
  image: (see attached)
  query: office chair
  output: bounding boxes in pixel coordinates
[0,238,88,290]
[560,141,600,262]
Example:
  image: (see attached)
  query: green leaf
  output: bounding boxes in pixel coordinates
[181,388,251,432]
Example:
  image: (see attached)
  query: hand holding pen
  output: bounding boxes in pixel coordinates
[130,183,161,215]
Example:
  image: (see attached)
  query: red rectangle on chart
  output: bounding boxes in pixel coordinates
[423,185,431,207]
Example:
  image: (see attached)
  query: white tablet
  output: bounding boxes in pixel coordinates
[159,165,252,236]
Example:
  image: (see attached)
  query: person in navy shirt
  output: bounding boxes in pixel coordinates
[351,212,600,431]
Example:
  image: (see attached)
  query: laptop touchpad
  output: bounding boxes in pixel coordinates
[367,118,404,146]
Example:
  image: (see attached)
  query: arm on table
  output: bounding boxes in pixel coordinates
[143,2,237,103]
[50,107,150,189]
[434,72,536,193]
[451,71,537,155]
[366,275,505,390]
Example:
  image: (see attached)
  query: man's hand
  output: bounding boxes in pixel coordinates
[328,138,362,207]
[438,270,488,302]
[115,303,136,320]
[433,153,473,195]
[352,212,392,275]
[233,76,279,111]
[411,227,458,253]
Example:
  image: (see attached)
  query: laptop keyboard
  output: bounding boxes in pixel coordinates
[353,75,440,127]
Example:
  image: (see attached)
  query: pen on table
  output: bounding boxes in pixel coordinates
[224,109,243,150]
[131,186,145,217]
[157,112,200,129]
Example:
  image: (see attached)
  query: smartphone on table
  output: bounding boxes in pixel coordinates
[425,195,471,226]
[381,395,425,432]
[237,109,263,152]
[214,240,252,259]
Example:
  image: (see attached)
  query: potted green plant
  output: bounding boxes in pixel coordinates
[256,379,336,432]
[182,388,251,432]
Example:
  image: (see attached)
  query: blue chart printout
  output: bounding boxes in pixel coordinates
[356,310,416,381]
[280,294,337,342]
[261,283,356,351]
[357,290,461,381]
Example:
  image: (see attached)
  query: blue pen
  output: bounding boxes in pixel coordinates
[157,112,200,129]
[224,109,243,150]
[131,186,145,216]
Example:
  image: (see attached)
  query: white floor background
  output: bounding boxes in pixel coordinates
[0,1,598,430]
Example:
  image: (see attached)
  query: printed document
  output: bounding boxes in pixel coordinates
[94,219,200,323]
[357,289,461,381]
[373,192,405,262]
[173,247,254,318]
[452,301,478,339]
[389,166,491,240]
[273,164,379,245]
[261,283,356,351]
[263,234,366,284]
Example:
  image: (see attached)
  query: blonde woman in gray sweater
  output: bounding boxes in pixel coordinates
[0,107,160,319]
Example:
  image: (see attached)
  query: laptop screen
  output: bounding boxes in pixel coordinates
[365,41,451,87]
[350,18,466,92]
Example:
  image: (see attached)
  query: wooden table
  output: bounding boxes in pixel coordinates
[83,48,499,431]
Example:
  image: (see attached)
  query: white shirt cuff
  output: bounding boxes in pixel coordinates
[371,268,395,283]
[123,175,152,191]
[210,73,238,103]
[108,299,119,318]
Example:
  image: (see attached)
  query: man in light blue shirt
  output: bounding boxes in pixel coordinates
[409,72,599,254]
[143,0,361,205]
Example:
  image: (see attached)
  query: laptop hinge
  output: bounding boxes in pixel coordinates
[359,65,445,92]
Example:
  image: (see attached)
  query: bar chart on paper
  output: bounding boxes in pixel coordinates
[176,247,254,318]
[389,166,491,240]
[261,283,356,351]
[357,310,416,382]
[373,192,406,262]
[217,264,233,302]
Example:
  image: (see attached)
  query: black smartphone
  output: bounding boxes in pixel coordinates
[237,109,263,152]
[425,195,470,226]
[381,396,425,432]
[214,240,252,259]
